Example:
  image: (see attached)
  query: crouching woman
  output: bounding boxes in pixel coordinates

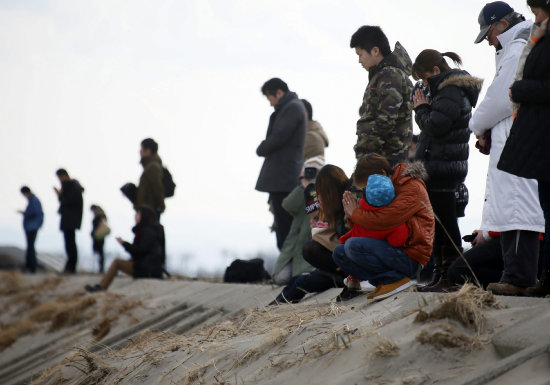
[85,205,165,292]
[333,154,434,301]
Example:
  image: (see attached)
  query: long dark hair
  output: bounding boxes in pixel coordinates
[412,49,462,80]
[527,0,550,34]
[315,165,348,229]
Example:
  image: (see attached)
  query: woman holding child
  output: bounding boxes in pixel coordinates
[411,50,482,291]
[333,154,434,301]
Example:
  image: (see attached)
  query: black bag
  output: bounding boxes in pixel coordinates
[223,258,270,283]
[162,167,176,198]
[120,183,137,204]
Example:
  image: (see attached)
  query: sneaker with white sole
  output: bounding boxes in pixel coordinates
[367,277,416,301]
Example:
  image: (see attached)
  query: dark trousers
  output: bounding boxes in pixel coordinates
[273,270,344,304]
[63,229,78,273]
[538,180,550,270]
[428,189,462,249]
[25,230,38,273]
[447,237,503,288]
[303,240,344,276]
[269,192,293,250]
[93,240,105,273]
[500,230,539,287]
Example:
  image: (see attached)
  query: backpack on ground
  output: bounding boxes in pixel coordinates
[162,167,176,198]
[223,258,271,283]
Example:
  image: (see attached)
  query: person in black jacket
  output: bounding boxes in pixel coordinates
[498,0,550,297]
[54,169,84,274]
[256,78,307,251]
[85,206,165,292]
[411,50,483,292]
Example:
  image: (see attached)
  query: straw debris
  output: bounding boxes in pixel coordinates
[0,319,36,351]
[373,334,400,357]
[417,324,484,350]
[414,284,500,332]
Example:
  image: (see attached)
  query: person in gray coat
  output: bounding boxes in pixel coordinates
[256,78,307,250]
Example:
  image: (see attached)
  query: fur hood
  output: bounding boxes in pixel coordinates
[429,69,483,107]
[395,161,428,181]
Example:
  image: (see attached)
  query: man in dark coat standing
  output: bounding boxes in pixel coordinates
[256,78,307,250]
[137,138,165,219]
[55,168,84,274]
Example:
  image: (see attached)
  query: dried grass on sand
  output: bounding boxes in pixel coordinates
[414,283,500,332]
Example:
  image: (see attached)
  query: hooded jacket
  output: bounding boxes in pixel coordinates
[58,179,84,231]
[137,154,165,213]
[415,69,482,189]
[468,19,544,233]
[304,120,329,160]
[355,42,413,165]
[272,185,314,277]
[498,34,550,182]
[350,162,434,265]
[122,222,165,279]
[256,91,307,193]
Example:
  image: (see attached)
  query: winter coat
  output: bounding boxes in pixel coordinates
[498,34,550,182]
[355,42,413,164]
[304,120,329,160]
[469,20,544,233]
[415,70,482,190]
[256,92,307,193]
[23,194,43,232]
[58,180,84,231]
[350,162,434,265]
[122,222,165,279]
[340,199,409,247]
[272,185,314,278]
[137,154,165,213]
[91,213,107,251]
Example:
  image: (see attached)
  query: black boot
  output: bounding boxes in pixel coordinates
[526,269,550,297]
[418,251,443,292]
[420,246,461,293]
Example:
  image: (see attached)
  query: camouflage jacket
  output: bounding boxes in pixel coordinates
[355,42,413,165]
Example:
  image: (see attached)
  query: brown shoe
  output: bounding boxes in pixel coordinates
[487,282,527,296]
[367,277,415,301]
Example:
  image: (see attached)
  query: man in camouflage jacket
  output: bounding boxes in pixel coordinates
[350,26,413,165]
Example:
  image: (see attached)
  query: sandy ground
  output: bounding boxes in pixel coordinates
[1,271,550,385]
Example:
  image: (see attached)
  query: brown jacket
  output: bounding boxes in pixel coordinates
[136,154,165,213]
[304,120,329,160]
[350,162,434,265]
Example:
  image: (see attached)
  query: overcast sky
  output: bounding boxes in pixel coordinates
[0,0,534,275]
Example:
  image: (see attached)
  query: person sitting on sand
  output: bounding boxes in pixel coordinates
[85,206,165,292]
[333,153,434,301]
[339,174,409,291]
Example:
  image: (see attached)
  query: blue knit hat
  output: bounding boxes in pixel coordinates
[365,174,395,207]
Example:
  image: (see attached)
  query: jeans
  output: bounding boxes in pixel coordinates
[25,230,38,273]
[63,229,78,273]
[332,238,418,286]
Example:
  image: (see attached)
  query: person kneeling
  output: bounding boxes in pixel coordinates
[85,206,165,292]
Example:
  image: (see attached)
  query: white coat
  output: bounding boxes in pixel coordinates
[469,20,544,233]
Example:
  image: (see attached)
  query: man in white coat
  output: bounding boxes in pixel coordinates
[469,1,544,296]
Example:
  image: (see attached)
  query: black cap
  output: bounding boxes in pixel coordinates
[474,1,514,44]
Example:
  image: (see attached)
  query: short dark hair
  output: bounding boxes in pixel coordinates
[261,78,289,97]
[350,26,391,56]
[56,168,69,177]
[20,186,31,194]
[141,138,158,154]
[301,99,313,120]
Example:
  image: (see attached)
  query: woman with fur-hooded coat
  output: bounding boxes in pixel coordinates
[411,50,482,291]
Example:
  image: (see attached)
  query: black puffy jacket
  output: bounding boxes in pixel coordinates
[414,69,482,189]
[122,222,165,279]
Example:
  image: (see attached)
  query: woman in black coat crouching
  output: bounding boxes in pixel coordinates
[411,49,482,291]
[85,205,165,292]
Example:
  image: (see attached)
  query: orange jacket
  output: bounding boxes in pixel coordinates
[350,162,434,265]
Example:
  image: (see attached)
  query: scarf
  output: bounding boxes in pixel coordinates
[513,17,549,119]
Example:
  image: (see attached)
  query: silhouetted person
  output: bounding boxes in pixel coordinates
[19,186,44,273]
[54,169,84,274]
[90,204,109,273]
[137,138,165,219]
